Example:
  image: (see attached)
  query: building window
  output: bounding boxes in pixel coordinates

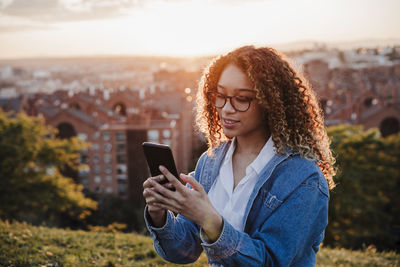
[103,132,111,141]
[147,130,159,143]
[94,165,101,174]
[162,129,171,139]
[91,143,99,151]
[118,176,127,182]
[93,155,100,163]
[104,143,112,152]
[94,176,101,183]
[77,133,88,141]
[105,165,112,174]
[104,154,111,163]
[162,139,171,146]
[78,165,90,176]
[80,154,89,164]
[116,132,126,142]
[117,164,127,174]
[117,179,127,196]
[106,187,113,193]
[117,154,126,163]
[117,175,127,181]
[105,175,112,183]
[117,143,125,153]
[93,132,100,140]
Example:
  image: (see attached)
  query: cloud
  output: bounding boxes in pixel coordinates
[0,0,141,22]
[0,24,53,32]
[0,11,54,33]
[0,0,13,9]
[0,0,270,33]
[0,0,268,21]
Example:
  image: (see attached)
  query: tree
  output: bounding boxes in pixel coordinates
[0,110,97,227]
[325,125,400,251]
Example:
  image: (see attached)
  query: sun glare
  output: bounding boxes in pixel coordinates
[0,0,399,59]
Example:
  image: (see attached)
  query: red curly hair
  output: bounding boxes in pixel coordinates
[196,45,336,189]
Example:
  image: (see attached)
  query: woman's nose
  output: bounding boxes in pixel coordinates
[222,98,236,113]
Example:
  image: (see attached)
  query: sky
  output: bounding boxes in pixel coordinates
[0,0,399,59]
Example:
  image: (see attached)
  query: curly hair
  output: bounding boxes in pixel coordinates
[196,45,336,189]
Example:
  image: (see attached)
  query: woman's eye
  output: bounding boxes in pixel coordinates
[235,96,252,103]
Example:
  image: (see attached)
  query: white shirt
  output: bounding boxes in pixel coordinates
[208,137,276,231]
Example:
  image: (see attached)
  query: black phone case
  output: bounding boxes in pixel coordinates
[142,142,180,184]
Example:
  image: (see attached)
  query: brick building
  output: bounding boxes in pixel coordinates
[16,87,196,208]
[2,53,399,208]
[304,62,400,137]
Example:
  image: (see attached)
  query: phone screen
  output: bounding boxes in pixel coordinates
[142,142,180,186]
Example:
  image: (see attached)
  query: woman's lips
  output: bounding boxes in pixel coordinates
[222,118,239,129]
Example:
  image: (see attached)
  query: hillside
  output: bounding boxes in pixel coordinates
[0,220,399,266]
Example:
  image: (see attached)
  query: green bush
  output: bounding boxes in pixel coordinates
[0,110,97,227]
[325,125,400,251]
[84,193,146,233]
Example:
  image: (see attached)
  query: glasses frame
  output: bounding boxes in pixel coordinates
[207,91,255,112]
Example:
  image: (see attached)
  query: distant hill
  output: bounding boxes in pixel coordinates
[274,38,400,52]
[1,38,400,63]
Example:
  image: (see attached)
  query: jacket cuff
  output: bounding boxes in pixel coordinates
[144,206,175,240]
[199,217,239,260]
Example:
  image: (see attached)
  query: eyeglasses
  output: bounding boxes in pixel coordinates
[207,91,255,112]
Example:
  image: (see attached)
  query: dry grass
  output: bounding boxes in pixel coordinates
[0,220,398,266]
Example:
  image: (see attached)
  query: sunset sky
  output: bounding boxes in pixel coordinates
[0,0,399,59]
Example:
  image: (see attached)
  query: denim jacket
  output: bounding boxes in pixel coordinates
[144,142,329,266]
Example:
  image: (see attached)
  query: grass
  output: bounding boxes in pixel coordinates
[0,220,399,266]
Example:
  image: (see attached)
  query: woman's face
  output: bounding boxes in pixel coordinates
[215,64,267,140]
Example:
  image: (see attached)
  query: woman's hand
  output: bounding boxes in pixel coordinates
[143,174,174,227]
[145,165,223,242]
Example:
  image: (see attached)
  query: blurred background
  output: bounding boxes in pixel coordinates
[0,0,399,257]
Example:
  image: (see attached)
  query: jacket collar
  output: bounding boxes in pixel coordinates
[203,141,293,194]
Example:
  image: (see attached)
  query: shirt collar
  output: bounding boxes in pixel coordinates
[223,137,236,165]
[223,136,275,175]
[247,136,275,175]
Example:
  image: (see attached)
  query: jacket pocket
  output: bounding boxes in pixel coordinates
[263,192,283,210]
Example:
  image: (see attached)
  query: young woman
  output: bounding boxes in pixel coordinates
[142,45,336,266]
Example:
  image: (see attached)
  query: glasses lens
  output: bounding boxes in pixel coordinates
[231,96,251,112]
[208,92,225,108]
[214,94,226,108]
[208,91,252,112]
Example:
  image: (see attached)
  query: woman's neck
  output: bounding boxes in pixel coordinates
[235,130,270,156]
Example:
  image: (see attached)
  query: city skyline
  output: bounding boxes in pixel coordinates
[0,0,400,59]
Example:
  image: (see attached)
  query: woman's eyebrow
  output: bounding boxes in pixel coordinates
[217,84,255,92]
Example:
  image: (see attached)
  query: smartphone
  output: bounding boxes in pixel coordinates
[142,142,181,187]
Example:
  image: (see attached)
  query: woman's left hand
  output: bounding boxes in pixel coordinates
[146,165,223,242]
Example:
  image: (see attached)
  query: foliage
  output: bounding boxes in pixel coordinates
[0,110,97,227]
[88,222,128,233]
[1,220,399,266]
[84,193,146,233]
[325,125,400,251]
